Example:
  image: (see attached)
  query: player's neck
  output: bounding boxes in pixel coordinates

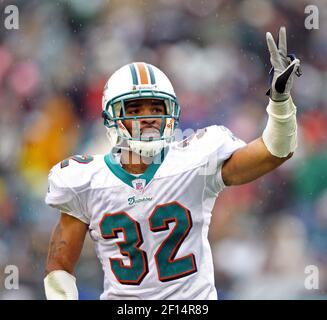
[120,150,151,174]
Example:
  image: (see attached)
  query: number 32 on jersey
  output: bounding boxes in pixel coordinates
[100,202,197,285]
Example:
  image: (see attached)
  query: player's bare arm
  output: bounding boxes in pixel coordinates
[46,212,88,274]
[222,27,300,186]
[221,138,292,186]
[44,212,88,299]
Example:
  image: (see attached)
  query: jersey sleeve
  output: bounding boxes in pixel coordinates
[45,163,90,224]
[203,125,247,194]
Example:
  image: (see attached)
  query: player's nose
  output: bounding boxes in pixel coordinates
[139,104,154,116]
[140,117,157,126]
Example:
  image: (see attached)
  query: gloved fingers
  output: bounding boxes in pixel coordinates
[266,32,279,56]
[266,32,283,69]
[278,26,287,59]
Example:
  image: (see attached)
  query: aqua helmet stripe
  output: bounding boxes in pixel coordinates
[147,64,156,85]
[129,63,138,85]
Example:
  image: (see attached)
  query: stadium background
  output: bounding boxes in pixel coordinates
[0,0,326,299]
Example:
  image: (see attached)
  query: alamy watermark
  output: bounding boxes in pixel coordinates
[304,5,319,30]
[3,5,19,30]
[3,265,19,290]
[304,265,319,290]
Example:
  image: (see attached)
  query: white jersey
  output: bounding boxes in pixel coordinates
[45,125,246,300]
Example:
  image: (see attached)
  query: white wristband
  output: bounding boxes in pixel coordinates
[44,270,78,300]
[262,97,297,158]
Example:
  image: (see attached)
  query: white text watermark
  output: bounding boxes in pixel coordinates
[305,5,319,30]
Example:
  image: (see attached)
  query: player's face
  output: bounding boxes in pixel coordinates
[122,99,166,140]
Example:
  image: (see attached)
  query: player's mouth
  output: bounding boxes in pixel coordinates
[140,126,161,139]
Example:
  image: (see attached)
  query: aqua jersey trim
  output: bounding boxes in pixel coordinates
[104,148,168,189]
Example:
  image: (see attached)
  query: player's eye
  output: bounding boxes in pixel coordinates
[151,102,165,114]
[126,107,140,115]
[152,107,164,114]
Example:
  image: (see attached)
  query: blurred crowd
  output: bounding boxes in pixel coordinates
[0,0,326,299]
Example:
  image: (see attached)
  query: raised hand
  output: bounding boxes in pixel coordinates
[266,26,301,102]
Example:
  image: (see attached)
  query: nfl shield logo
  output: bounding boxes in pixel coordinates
[132,179,146,191]
[135,182,143,190]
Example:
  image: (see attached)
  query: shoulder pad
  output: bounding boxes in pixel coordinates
[173,125,226,154]
[49,154,102,191]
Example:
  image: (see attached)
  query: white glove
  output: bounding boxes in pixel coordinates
[266,26,302,102]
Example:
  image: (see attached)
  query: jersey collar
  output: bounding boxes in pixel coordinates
[104,148,168,189]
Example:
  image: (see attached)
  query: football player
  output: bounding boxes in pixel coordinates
[44,27,301,299]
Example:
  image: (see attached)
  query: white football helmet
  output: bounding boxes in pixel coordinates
[102,62,180,157]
